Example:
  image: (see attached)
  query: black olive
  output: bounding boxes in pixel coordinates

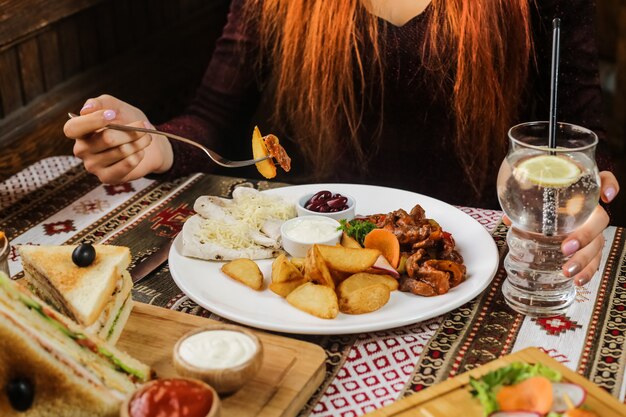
[6,377,34,411]
[72,243,96,267]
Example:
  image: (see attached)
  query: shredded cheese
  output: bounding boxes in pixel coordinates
[194,192,295,250]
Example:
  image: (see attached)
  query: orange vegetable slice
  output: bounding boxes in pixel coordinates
[252,126,277,179]
[496,376,553,414]
[363,229,400,269]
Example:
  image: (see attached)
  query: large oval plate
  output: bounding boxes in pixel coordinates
[169,184,499,335]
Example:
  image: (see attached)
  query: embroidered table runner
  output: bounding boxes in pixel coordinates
[2,156,624,416]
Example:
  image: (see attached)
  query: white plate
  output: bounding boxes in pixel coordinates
[169,184,499,335]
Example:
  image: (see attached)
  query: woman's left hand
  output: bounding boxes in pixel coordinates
[560,171,619,285]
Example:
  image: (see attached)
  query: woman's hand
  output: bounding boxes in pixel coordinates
[502,171,619,286]
[561,171,619,285]
[63,95,173,184]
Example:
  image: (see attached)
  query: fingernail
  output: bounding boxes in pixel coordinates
[103,110,116,121]
[81,102,94,112]
[566,262,581,277]
[604,186,616,202]
[562,239,580,256]
[574,275,589,286]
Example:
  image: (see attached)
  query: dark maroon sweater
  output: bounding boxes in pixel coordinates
[155,0,607,209]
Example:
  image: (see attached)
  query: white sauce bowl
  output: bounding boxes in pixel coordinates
[280,216,342,258]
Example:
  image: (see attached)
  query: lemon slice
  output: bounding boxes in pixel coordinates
[514,155,581,187]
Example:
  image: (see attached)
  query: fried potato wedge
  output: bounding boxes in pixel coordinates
[252,126,277,179]
[270,254,309,297]
[290,257,305,273]
[338,281,390,315]
[304,245,334,289]
[315,244,380,273]
[340,232,362,249]
[221,258,264,290]
[344,272,399,292]
[286,282,339,319]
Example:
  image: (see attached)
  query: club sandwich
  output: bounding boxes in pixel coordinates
[19,245,133,343]
[0,272,152,416]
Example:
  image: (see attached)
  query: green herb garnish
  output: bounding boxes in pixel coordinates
[469,362,562,416]
[337,219,377,246]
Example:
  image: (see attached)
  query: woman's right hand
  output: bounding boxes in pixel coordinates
[63,94,173,184]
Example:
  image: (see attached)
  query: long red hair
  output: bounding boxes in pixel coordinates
[248,0,533,196]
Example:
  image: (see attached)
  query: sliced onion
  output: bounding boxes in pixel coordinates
[371,255,400,279]
[551,382,586,413]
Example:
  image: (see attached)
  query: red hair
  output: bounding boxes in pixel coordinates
[249,0,533,196]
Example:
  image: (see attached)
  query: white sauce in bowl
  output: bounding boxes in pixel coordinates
[283,217,339,243]
[178,330,257,369]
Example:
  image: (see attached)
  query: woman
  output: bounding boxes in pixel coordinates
[64,0,619,286]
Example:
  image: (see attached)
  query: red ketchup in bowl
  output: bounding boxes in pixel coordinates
[305,191,349,213]
[128,379,214,417]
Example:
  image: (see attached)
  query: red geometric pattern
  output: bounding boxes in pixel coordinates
[455,207,502,233]
[532,315,582,336]
[104,182,135,195]
[72,199,110,214]
[150,203,194,238]
[43,220,75,235]
[312,318,441,416]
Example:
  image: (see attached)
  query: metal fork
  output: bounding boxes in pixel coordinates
[67,113,270,168]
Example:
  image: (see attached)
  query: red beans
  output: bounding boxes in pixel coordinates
[305,191,350,213]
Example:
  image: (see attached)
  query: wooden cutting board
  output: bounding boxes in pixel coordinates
[117,302,326,417]
[365,347,626,417]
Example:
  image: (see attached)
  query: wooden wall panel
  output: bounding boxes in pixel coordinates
[58,18,82,78]
[77,8,101,69]
[0,48,23,115]
[0,0,230,179]
[0,0,103,48]
[17,38,45,103]
[95,3,118,60]
[37,29,63,90]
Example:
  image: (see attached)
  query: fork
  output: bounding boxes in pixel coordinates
[67,113,270,168]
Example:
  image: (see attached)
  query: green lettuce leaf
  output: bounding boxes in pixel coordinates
[469,362,562,416]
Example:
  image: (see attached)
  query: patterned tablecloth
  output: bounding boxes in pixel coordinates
[2,156,625,417]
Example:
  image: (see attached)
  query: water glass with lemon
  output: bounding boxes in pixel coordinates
[496,122,600,316]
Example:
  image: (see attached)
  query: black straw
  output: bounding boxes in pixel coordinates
[548,18,561,149]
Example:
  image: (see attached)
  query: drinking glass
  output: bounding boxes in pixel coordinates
[497,121,600,316]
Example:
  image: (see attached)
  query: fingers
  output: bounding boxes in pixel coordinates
[73,120,148,155]
[94,150,147,184]
[64,109,120,139]
[599,171,620,203]
[78,94,122,116]
[562,233,605,285]
[561,205,609,257]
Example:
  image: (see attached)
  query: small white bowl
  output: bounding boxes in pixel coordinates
[172,324,263,395]
[280,216,342,258]
[296,192,356,221]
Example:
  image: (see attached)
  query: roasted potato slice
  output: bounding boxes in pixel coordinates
[221,258,264,290]
[337,280,390,315]
[290,257,305,273]
[286,282,339,319]
[252,126,277,179]
[270,254,309,297]
[315,244,380,273]
[340,232,362,249]
[304,245,334,289]
[344,272,399,291]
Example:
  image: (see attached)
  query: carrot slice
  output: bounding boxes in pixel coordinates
[496,376,553,414]
[363,229,400,269]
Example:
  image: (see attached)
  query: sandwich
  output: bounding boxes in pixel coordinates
[19,245,133,344]
[0,272,152,416]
